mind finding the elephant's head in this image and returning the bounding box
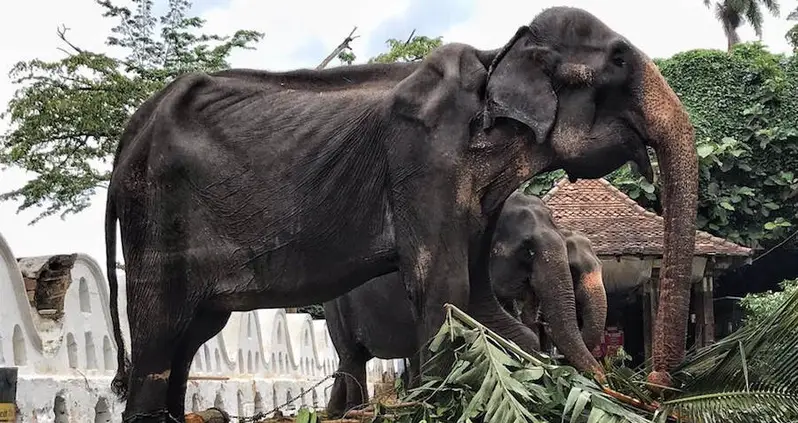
[560,228,606,352]
[491,192,602,376]
[483,7,698,387]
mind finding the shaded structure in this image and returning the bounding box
[542,178,752,367]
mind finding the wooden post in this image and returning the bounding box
[642,279,651,364]
[702,259,716,345]
[0,367,18,423]
[691,281,702,348]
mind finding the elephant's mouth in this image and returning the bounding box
[562,123,653,184]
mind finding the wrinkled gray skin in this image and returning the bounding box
[511,227,607,355]
[324,192,606,417]
[106,6,697,421]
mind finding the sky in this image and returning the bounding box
[0,0,796,275]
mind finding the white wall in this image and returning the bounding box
[0,230,401,422]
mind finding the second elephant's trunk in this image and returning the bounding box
[531,241,604,380]
[574,268,607,352]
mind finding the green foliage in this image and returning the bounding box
[294,406,320,423]
[369,34,443,64]
[654,42,798,248]
[0,0,262,222]
[389,305,652,423]
[739,278,798,325]
[652,279,798,423]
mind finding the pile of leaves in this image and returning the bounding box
[380,305,655,423]
[257,281,798,422]
[366,289,798,423]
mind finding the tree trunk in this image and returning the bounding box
[723,19,741,51]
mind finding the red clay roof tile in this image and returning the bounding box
[541,178,752,257]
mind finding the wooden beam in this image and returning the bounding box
[0,367,18,423]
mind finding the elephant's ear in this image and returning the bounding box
[483,26,560,144]
[389,43,489,130]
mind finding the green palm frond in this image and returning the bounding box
[653,280,798,423]
[393,305,654,423]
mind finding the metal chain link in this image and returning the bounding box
[226,374,336,422]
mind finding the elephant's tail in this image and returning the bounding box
[106,190,130,401]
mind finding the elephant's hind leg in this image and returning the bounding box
[326,353,369,418]
[166,309,232,419]
[326,364,348,418]
[122,258,198,423]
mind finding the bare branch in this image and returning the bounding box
[403,29,417,46]
[316,26,359,70]
[56,25,84,55]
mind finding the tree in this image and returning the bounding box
[702,0,780,51]
[0,0,263,223]
[787,6,798,51]
[369,31,443,64]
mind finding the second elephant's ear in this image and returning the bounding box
[484,26,559,144]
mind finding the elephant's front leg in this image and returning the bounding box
[402,241,471,363]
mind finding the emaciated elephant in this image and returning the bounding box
[105,6,697,421]
[323,191,608,417]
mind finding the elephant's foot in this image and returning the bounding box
[646,370,672,394]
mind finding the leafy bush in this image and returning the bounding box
[739,278,798,325]
[657,43,798,248]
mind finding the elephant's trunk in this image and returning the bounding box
[640,60,699,389]
[575,268,607,352]
[532,244,604,381]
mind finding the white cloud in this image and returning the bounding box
[0,0,795,276]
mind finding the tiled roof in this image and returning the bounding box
[541,178,753,257]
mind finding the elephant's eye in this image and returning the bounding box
[527,249,535,258]
[612,55,625,68]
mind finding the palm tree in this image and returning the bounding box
[703,0,781,51]
[787,6,798,50]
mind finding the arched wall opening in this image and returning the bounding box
[192,393,201,412]
[66,332,78,368]
[79,277,91,313]
[85,331,97,369]
[53,394,69,423]
[12,325,26,366]
[94,397,111,423]
[214,392,224,410]
[102,336,114,371]
[254,391,264,414]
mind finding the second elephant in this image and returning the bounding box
[506,228,607,354]
[323,192,607,417]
